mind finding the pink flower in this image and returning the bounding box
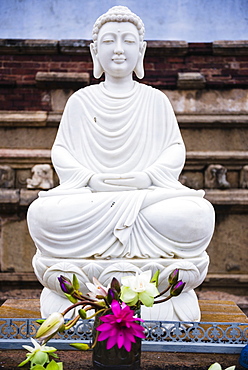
[96,300,145,352]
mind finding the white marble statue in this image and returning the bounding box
[27,6,215,321]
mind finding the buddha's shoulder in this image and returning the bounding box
[139,83,170,102]
[73,84,100,97]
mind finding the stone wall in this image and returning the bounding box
[0,39,248,292]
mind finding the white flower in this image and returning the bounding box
[86,277,108,299]
[120,270,159,307]
[19,338,57,367]
[35,312,64,344]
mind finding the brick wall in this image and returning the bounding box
[0,40,248,111]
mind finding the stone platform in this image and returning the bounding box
[0,299,247,370]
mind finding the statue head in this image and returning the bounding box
[90,6,147,79]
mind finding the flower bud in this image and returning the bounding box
[58,275,74,295]
[170,280,186,297]
[107,288,118,304]
[78,309,87,320]
[168,269,179,286]
[110,277,121,293]
[70,343,90,351]
[36,312,65,344]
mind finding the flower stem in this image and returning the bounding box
[62,300,103,316]
[154,285,171,298]
[64,314,80,330]
[87,308,107,320]
[154,295,172,304]
[91,330,100,349]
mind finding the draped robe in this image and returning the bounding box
[27,82,214,261]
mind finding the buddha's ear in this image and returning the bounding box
[134,41,147,79]
[90,43,104,79]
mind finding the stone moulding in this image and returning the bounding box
[35,71,90,89]
[0,111,48,127]
[0,39,59,54]
[0,149,51,166]
[0,318,247,353]
[213,40,248,55]
[177,72,206,90]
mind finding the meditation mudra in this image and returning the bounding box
[27,6,215,321]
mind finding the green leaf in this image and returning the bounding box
[18,357,31,367]
[36,319,46,325]
[30,365,46,370]
[46,360,61,370]
[57,362,63,370]
[72,274,80,290]
[150,270,160,287]
[49,353,59,359]
[208,363,222,370]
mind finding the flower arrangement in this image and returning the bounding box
[19,269,185,369]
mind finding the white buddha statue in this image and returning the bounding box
[27,6,215,321]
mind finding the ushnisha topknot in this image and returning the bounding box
[92,6,145,51]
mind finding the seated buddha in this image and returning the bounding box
[27,6,215,320]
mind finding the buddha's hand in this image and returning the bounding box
[104,172,152,189]
[88,172,151,191]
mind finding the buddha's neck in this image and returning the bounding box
[103,74,135,94]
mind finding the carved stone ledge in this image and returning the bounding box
[59,39,91,54]
[186,151,248,167]
[213,40,248,55]
[202,273,248,288]
[205,189,248,212]
[0,39,58,54]
[177,113,248,128]
[146,40,188,55]
[0,188,39,212]
[177,72,206,90]
[36,71,90,89]
[20,189,40,206]
[0,111,47,127]
[0,149,51,167]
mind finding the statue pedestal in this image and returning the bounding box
[33,253,210,321]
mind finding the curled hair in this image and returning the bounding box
[92,6,145,51]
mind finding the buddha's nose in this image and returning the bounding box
[114,39,124,54]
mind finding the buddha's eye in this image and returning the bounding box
[124,39,136,44]
[102,39,114,44]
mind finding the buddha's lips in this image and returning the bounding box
[112,57,126,63]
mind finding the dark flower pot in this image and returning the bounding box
[92,312,141,370]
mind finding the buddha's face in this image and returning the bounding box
[97,21,140,78]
